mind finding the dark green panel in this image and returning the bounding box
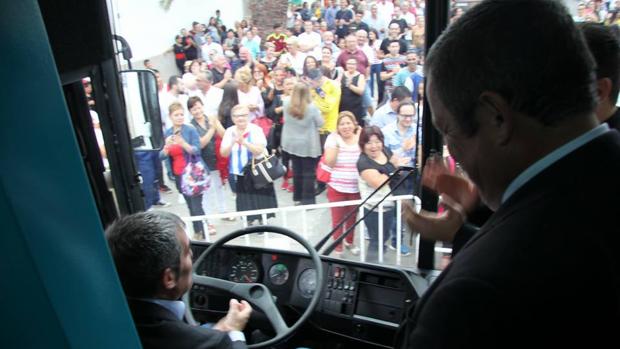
[0,0,140,347]
[0,183,70,347]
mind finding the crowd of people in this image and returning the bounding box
[148,0,435,258]
[104,0,620,348]
[139,0,619,259]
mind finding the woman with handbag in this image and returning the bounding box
[357,126,409,262]
[323,112,362,256]
[220,104,278,226]
[160,101,206,240]
[281,83,324,205]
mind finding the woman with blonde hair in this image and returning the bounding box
[235,67,264,121]
[281,83,324,205]
[324,111,362,256]
[279,37,306,76]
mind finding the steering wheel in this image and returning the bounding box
[184,225,325,348]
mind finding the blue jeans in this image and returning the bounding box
[364,208,395,262]
[369,63,383,98]
[228,173,237,193]
[134,150,161,209]
[362,80,373,110]
[390,173,418,246]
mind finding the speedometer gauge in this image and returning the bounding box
[229,256,259,283]
[268,263,289,285]
[298,268,317,298]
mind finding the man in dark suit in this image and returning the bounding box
[397,0,620,347]
[106,211,251,349]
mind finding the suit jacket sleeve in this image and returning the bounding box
[404,277,501,348]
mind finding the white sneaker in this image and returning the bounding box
[153,200,171,207]
[343,241,360,256]
[347,246,360,256]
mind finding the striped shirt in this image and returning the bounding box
[381,55,406,92]
[325,133,361,193]
[221,124,267,175]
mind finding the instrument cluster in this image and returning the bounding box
[194,247,318,302]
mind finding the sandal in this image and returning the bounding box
[207,224,217,235]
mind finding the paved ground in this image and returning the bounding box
[149,175,449,269]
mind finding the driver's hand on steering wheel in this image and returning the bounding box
[213,299,253,332]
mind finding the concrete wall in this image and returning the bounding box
[110,0,247,79]
[249,0,289,42]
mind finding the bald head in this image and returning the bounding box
[356,30,368,46]
[239,47,251,61]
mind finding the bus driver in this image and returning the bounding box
[105,211,252,349]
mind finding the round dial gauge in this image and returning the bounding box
[268,263,290,286]
[229,256,259,283]
[298,268,317,298]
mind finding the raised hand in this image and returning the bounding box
[213,299,253,332]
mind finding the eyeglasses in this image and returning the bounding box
[232,114,249,118]
[399,114,416,118]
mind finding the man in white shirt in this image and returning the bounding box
[376,0,395,25]
[201,35,223,64]
[189,71,223,117]
[322,30,341,58]
[298,20,322,58]
[365,3,387,37]
[400,0,417,26]
[159,75,189,127]
[356,29,375,71]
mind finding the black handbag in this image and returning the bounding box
[249,152,286,189]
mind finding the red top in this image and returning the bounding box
[168,144,186,176]
[336,49,370,75]
[266,33,288,53]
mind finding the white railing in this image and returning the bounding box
[182,194,453,266]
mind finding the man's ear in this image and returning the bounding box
[477,91,514,146]
[161,268,177,291]
[596,77,613,103]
